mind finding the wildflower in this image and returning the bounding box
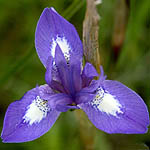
[1,7,149,143]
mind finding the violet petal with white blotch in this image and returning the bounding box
[35,7,83,82]
[80,80,149,134]
[1,85,60,143]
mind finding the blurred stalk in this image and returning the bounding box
[83,0,101,72]
[75,0,101,150]
[75,110,95,150]
[112,0,129,59]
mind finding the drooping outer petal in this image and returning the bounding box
[80,80,149,134]
[1,85,61,143]
[35,7,83,67]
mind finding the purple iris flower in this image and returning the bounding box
[1,7,149,143]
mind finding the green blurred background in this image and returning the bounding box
[0,0,150,149]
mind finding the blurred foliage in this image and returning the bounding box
[0,0,150,150]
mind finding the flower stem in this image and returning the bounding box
[75,110,96,150]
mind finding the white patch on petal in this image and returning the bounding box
[23,96,50,125]
[51,36,71,62]
[91,87,123,117]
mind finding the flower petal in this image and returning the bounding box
[1,85,60,143]
[69,54,82,92]
[45,56,53,85]
[76,92,95,104]
[55,45,73,95]
[55,45,82,96]
[35,7,83,67]
[82,63,99,87]
[47,93,72,109]
[45,56,65,93]
[80,80,149,134]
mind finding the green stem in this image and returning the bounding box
[75,110,96,150]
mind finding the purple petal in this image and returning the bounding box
[45,56,53,85]
[69,54,82,92]
[47,93,73,109]
[55,45,75,95]
[47,93,76,112]
[35,7,83,67]
[49,80,66,93]
[82,63,99,87]
[1,85,60,143]
[80,80,149,134]
[75,92,95,104]
[45,56,65,93]
[78,65,106,94]
[99,66,107,82]
[80,80,99,93]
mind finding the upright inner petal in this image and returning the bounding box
[91,87,124,117]
[23,96,50,125]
